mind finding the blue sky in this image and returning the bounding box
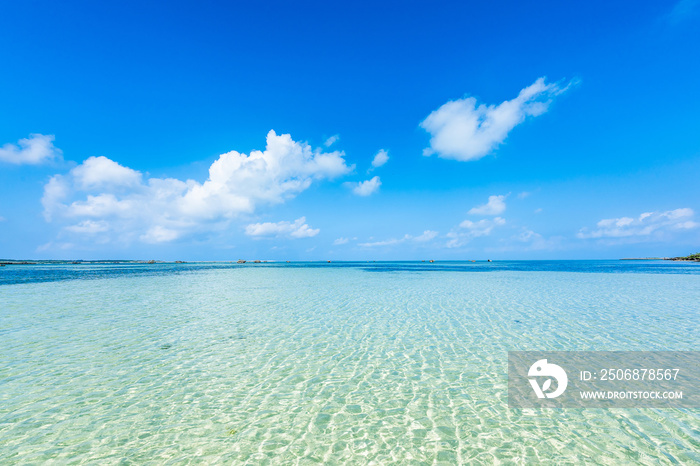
[1,0,699,260]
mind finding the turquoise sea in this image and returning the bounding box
[1,261,699,464]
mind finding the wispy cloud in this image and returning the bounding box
[420,77,576,161]
[42,130,352,243]
[446,217,506,248]
[358,237,404,247]
[513,228,562,251]
[64,220,109,234]
[359,230,438,247]
[468,194,507,216]
[333,237,350,245]
[0,134,62,165]
[36,241,75,252]
[666,0,699,23]
[370,149,389,170]
[347,176,381,196]
[577,208,698,240]
[414,230,439,242]
[324,134,340,147]
[245,217,320,239]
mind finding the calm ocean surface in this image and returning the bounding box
[1,261,699,464]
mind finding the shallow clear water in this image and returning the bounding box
[1,261,699,464]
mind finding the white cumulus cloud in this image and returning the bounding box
[468,195,507,216]
[245,217,319,239]
[68,194,135,218]
[140,226,181,243]
[577,208,698,240]
[179,130,352,219]
[71,156,142,190]
[0,134,62,165]
[42,130,352,243]
[348,176,381,196]
[41,175,70,221]
[420,78,575,161]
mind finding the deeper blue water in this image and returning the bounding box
[1,261,699,463]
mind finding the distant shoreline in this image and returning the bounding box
[667,253,700,262]
[618,258,700,261]
[2,258,699,265]
[619,258,666,260]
